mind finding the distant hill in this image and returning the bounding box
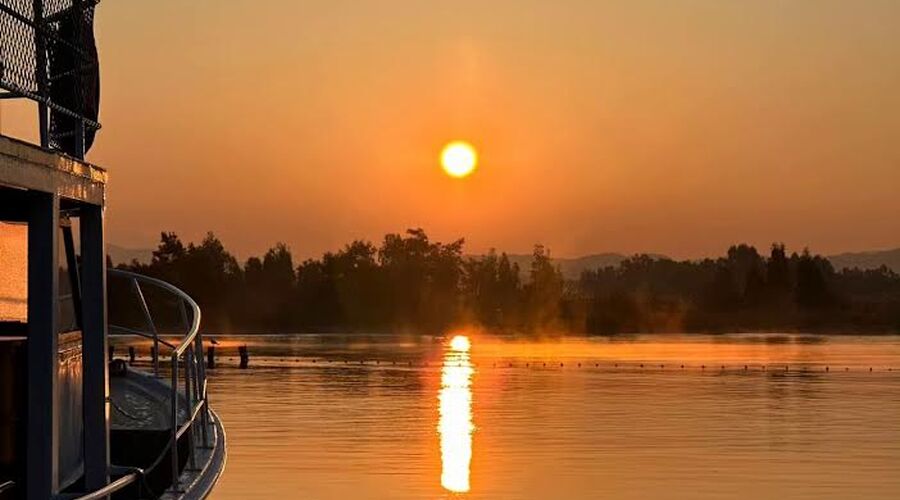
[827,248,900,273]
[476,252,669,280]
[108,244,153,266]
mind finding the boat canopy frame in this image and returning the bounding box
[0,133,107,500]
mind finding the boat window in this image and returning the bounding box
[58,223,81,333]
[0,222,27,324]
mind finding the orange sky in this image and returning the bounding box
[2,0,899,260]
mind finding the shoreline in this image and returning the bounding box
[162,330,900,338]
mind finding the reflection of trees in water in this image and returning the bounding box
[763,370,829,449]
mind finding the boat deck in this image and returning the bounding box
[111,371,188,432]
[107,366,226,500]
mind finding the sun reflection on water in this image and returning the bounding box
[439,335,474,493]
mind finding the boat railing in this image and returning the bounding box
[73,268,213,498]
[0,481,15,494]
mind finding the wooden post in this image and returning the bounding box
[207,345,216,369]
[239,345,249,369]
[26,191,59,499]
[80,204,109,492]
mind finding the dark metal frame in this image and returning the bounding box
[0,0,101,158]
[2,136,108,500]
[61,218,84,330]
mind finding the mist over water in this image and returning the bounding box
[106,333,900,499]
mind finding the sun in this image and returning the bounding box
[441,141,477,178]
[449,335,471,351]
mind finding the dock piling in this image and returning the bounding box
[239,345,249,369]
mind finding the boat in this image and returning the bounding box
[1,2,225,499]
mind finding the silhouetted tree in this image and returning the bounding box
[295,257,341,329]
[128,232,240,331]
[496,253,523,327]
[152,232,184,264]
[117,233,900,335]
[462,250,524,329]
[767,243,790,289]
[722,244,765,304]
[525,245,564,330]
[376,229,464,331]
[330,241,383,328]
[795,249,833,309]
[705,264,740,311]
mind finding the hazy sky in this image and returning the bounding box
[2,0,899,260]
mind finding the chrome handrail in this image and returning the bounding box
[99,268,212,497]
[58,473,138,500]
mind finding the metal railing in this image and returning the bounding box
[71,268,212,499]
[1,0,102,158]
[63,472,137,500]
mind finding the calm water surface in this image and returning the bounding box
[127,334,900,499]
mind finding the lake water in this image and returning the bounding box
[147,333,900,500]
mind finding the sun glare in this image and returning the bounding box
[441,141,477,178]
[449,334,471,351]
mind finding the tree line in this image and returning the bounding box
[114,229,900,334]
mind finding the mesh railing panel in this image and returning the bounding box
[0,0,100,156]
[0,1,39,95]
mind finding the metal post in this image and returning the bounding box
[31,0,49,148]
[80,204,109,492]
[133,279,159,376]
[184,348,197,471]
[26,191,59,500]
[170,354,180,492]
[72,0,86,158]
[61,224,82,327]
[196,334,211,447]
[74,119,85,159]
